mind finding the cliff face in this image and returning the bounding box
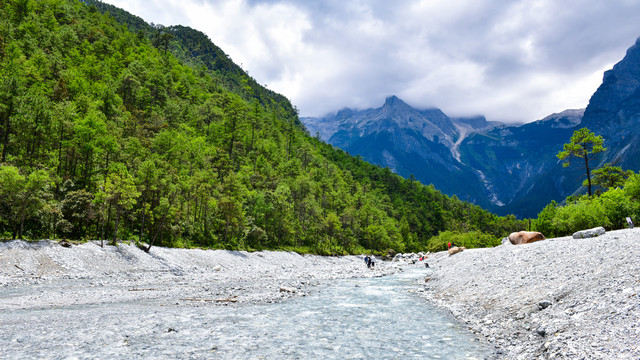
[580,37,640,170]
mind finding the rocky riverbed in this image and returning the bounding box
[1,241,492,359]
[2,231,639,359]
[0,240,398,310]
[420,228,640,359]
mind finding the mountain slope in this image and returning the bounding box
[501,37,640,216]
[304,100,587,217]
[458,109,584,215]
[0,0,526,251]
[580,37,640,170]
[303,37,640,218]
[304,96,491,204]
[84,0,298,122]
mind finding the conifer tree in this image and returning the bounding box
[557,127,606,196]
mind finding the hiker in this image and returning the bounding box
[370,256,375,268]
[364,256,370,267]
[447,242,451,249]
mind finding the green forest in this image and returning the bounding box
[0,0,534,254]
[7,0,637,255]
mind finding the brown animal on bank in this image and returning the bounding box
[508,231,545,245]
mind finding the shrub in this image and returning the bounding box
[532,201,558,238]
[426,230,500,252]
[597,188,632,229]
[552,196,610,235]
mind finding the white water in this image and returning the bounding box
[0,268,490,359]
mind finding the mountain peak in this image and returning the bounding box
[382,95,410,109]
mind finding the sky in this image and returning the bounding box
[101,0,640,123]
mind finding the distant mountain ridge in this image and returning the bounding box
[304,96,488,202]
[303,98,585,216]
[303,38,640,217]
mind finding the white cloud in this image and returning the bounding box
[101,0,639,123]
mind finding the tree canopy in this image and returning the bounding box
[557,127,606,196]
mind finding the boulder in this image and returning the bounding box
[59,240,72,248]
[572,227,606,239]
[538,301,552,310]
[508,231,545,245]
[448,246,465,256]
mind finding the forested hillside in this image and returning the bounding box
[84,0,298,121]
[0,0,526,253]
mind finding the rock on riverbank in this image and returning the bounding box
[0,241,398,310]
[420,228,640,359]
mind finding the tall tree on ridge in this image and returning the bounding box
[557,127,606,196]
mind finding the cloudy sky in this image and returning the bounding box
[102,0,640,123]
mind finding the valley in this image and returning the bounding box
[303,35,640,219]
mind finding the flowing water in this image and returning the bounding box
[1,268,490,359]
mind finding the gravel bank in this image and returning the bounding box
[0,241,397,310]
[420,228,640,359]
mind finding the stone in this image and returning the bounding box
[572,227,606,239]
[448,246,465,255]
[508,231,545,245]
[539,301,552,310]
[279,286,296,293]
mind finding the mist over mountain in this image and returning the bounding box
[303,38,640,218]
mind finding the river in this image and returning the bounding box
[1,267,490,359]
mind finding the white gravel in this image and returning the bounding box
[0,241,397,310]
[4,230,639,359]
[420,228,640,359]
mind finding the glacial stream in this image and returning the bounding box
[1,268,490,359]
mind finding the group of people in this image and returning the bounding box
[363,255,375,268]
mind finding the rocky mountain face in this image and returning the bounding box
[302,38,640,218]
[304,100,585,217]
[580,38,640,171]
[303,96,488,200]
[457,109,584,215]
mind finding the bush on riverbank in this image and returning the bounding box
[532,173,640,237]
[426,230,500,252]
